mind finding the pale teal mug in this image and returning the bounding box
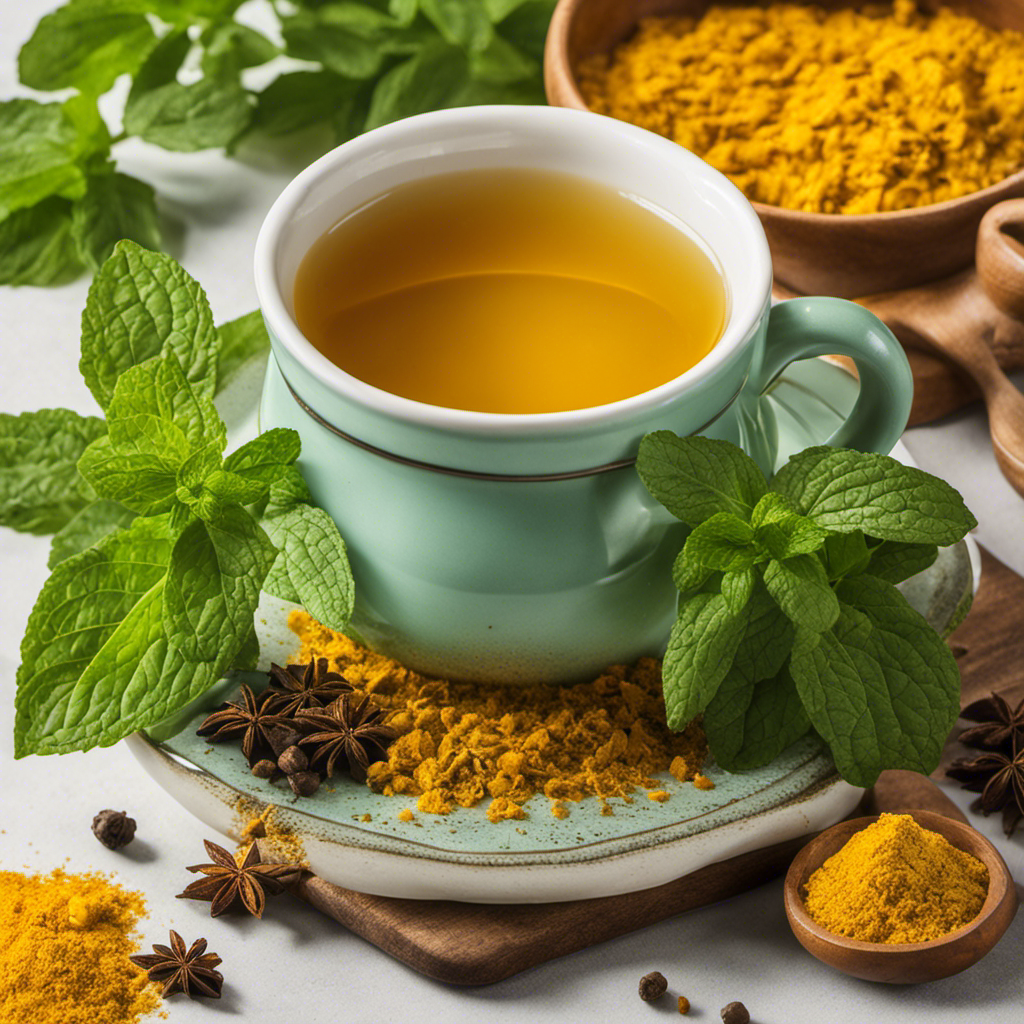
[255,106,913,683]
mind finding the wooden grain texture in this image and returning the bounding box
[784,811,1018,984]
[285,550,1024,986]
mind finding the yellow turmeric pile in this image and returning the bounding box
[578,1,1024,213]
[0,868,161,1024]
[803,813,989,943]
[289,610,711,823]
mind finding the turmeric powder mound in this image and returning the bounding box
[0,868,161,1024]
[289,610,710,822]
[803,813,989,943]
[578,1,1024,214]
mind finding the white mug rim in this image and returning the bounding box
[254,105,773,436]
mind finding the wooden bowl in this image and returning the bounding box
[783,812,1019,984]
[544,0,1024,297]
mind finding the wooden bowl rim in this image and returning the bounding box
[545,0,1024,224]
[783,810,1016,955]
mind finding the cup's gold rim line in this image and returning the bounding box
[281,372,746,482]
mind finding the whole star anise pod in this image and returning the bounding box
[267,658,353,717]
[297,693,396,782]
[196,686,291,766]
[129,929,224,999]
[177,839,301,917]
[946,739,1024,837]
[958,691,1024,751]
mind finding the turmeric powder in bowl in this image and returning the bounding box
[577,1,1024,214]
[802,813,989,943]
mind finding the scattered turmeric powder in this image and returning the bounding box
[289,610,712,822]
[235,800,308,868]
[578,1,1024,213]
[0,868,161,1024]
[803,813,989,942]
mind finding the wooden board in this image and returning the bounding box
[286,548,1023,986]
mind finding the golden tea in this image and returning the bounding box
[292,168,726,414]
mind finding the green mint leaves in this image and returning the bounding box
[2,0,556,287]
[637,433,977,787]
[11,242,353,757]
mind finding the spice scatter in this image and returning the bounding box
[577,1,1024,213]
[289,610,711,822]
[0,867,160,1024]
[803,813,989,943]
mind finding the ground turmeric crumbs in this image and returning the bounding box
[803,813,989,942]
[289,610,711,822]
[235,800,308,868]
[0,868,161,1024]
[578,1,1024,213]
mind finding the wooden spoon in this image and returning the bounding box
[859,200,1024,498]
[784,811,1018,984]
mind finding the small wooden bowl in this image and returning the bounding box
[544,0,1024,297]
[783,812,1019,984]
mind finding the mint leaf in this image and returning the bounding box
[704,666,810,771]
[867,540,939,584]
[365,42,471,129]
[15,515,173,755]
[470,33,536,82]
[750,492,828,559]
[18,0,156,96]
[127,28,190,98]
[0,197,82,287]
[790,575,960,788]
[636,432,767,528]
[492,0,557,57]
[48,500,137,568]
[105,354,225,456]
[721,568,755,613]
[216,310,270,390]
[0,409,106,534]
[80,241,219,410]
[78,436,181,515]
[0,100,87,219]
[280,7,391,79]
[71,168,161,271]
[124,76,254,152]
[822,530,872,580]
[222,429,301,488]
[248,71,368,138]
[261,504,355,631]
[200,22,278,76]
[671,552,713,594]
[662,593,747,729]
[164,507,276,662]
[763,554,839,633]
[682,512,759,571]
[421,0,493,51]
[771,447,977,545]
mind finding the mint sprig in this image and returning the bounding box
[11,241,354,757]
[638,433,977,788]
[1,0,557,287]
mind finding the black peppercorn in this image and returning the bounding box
[251,759,279,779]
[288,771,321,797]
[638,971,668,1002]
[277,745,309,775]
[91,809,137,849]
[721,1001,750,1024]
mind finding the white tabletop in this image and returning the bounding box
[2,5,1022,1022]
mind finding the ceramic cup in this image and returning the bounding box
[255,106,913,684]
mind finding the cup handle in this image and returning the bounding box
[757,297,914,454]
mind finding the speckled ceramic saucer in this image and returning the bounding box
[126,358,977,904]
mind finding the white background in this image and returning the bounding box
[1,3,1022,1022]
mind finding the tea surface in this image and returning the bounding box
[293,169,726,413]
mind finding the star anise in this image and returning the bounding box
[957,691,1024,751]
[176,839,301,917]
[267,658,353,717]
[297,693,396,782]
[946,740,1024,837]
[196,685,291,765]
[128,929,224,999]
